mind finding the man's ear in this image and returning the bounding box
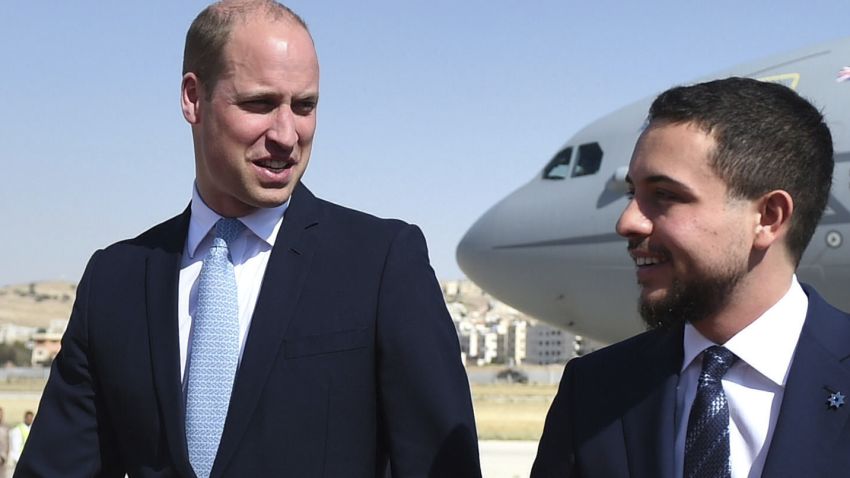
[753,190,793,250]
[181,73,203,124]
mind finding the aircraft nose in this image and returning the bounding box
[456,197,509,287]
[456,175,642,342]
[456,183,541,299]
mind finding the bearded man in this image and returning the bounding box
[533,77,849,478]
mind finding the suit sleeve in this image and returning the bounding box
[375,224,482,477]
[16,251,123,477]
[531,357,579,477]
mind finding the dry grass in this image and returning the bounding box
[0,378,45,423]
[472,383,558,440]
[0,281,75,328]
[0,396,41,425]
[0,378,47,392]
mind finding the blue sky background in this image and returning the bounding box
[1,1,847,285]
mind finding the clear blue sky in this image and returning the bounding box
[1,1,847,286]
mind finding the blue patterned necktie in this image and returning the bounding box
[684,345,739,478]
[185,218,245,478]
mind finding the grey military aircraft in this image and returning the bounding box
[457,36,850,344]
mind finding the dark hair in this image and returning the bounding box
[183,0,309,98]
[648,77,833,265]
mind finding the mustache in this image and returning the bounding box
[627,239,669,256]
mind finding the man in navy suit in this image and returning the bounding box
[17,1,480,477]
[532,77,848,477]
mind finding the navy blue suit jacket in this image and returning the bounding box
[532,285,850,477]
[17,184,480,477]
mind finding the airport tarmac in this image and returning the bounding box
[479,440,538,478]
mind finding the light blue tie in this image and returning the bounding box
[185,218,245,478]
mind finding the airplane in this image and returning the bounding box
[456,36,850,345]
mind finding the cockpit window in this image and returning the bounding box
[572,142,603,177]
[542,147,573,180]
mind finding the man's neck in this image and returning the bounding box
[692,268,795,344]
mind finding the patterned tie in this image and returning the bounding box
[684,345,738,478]
[185,218,245,478]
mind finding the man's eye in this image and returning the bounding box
[654,189,677,200]
[625,190,635,200]
[241,100,275,113]
[292,101,317,115]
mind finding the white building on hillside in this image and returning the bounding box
[525,323,572,365]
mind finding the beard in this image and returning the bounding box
[638,261,747,330]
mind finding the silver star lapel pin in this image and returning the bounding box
[827,391,845,410]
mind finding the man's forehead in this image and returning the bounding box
[626,121,721,185]
[228,12,311,43]
[634,121,715,160]
[224,17,316,62]
[215,17,318,87]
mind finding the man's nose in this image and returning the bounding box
[616,199,652,238]
[266,106,298,149]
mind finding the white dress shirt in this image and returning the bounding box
[177,186,289,383]
[674,276,808,478]
[8,423,29,466]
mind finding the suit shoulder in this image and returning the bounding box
[101,211,188,257]
[802,283,850,318]
[800,283,850,355]
[580,327,662,360]
[571,325,679,375]
[316,197,411,236]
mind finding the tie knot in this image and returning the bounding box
[700,346,737,383]
[214,218,245,247]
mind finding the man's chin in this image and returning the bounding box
[639,286,669,306]
[638,283,688,330]
[252,184,298,208]
[638,296,682,330]
[637,270,745,331]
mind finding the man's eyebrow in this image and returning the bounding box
[237,90,280,101]
[644,174,696,194]
[236,91,319,103]
[294,92,319,102]
[627,173,695,192]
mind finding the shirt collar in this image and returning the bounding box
[186,183,289,259]
[681,275,808,387]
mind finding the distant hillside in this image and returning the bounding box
[0,281,76,328]
[0,278,481,330]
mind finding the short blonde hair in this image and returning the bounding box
[182,0,309,97]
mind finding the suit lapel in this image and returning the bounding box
[144,208,196,478]
[622,326,682,478]
[762,286,850,476]
[213,184,322,477]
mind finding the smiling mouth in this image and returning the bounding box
[634,256,666,266]
[254,159,294,172]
